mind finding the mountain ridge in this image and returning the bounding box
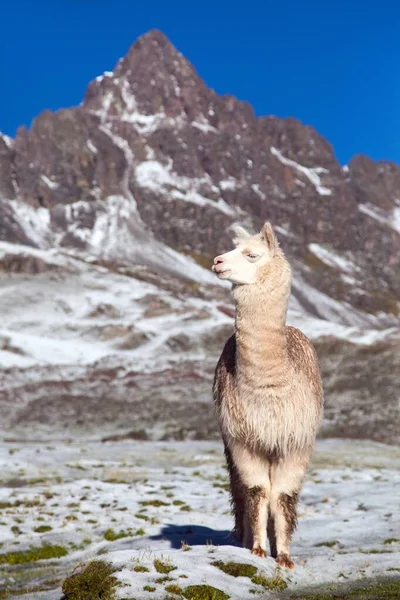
[0,29,399,444]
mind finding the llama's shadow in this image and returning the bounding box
[149,524,240,549]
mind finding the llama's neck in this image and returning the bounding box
[233,274,291,389]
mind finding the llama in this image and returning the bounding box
[212,222,323,569]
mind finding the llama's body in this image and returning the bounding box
[212,223,323,568]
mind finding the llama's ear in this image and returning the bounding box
[261,222,278,252]
[231,224,251,244]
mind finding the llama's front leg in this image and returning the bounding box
[229,441,270,556]
[269,455,307,569]
[244,485,268,556]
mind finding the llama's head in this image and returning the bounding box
[212,222,287,286]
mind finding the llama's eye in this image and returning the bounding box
[246,253,260,262]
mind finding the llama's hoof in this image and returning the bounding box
[251,546,267,558]
[276,553,295,569]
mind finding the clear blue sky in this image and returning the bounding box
[1,0,399,165]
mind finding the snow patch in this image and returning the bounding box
[359,203,400,234]
[251,183,266,200]
[9,200,50,248]
[86,139,98,154]
[0,133,13,148]
[191,118,218,134]
[95,70,113,83]
[135,161,236,216]
[219,178,237,191]
[309,243,357,274]
[41,174,59,190]
[271,147,332,196]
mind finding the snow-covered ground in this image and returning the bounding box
[1,242,397,372]
[0,438,398,599]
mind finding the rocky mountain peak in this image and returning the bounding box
[0,29,399,321]
[83,29,210,122]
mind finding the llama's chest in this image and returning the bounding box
[219,376,320,452]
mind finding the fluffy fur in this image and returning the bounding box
[212,222,323,568]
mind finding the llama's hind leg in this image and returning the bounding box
[269,455,308,569]
[224,443,245,543]
[229,442,271,556]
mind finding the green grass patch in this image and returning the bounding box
[384,538,399,544]
[34,525,53,533]
[62,560,118,600]
[359,548,393,554]
[212,561,257,578]
[165,583,183,594]
[315,540,338,548]
[155,576,173,583]
[182,584,229,599]
[104,528,129,541]
[133,564,149,572]
[0,499,41,510]
[212,483,229,490]
[0,544,68,565]
[135,513,149,521]
[251,570,287,591]
[143,585,156,592]
[139,499,170,507]
[154,558,177,574]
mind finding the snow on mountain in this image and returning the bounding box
[358,201,400,235]
[270,147,332,196]
[0,28,399,445]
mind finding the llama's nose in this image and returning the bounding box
[213,256,224,265]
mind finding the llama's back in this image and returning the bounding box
[285,325,323,409]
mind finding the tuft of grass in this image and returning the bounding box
[133,564,149,572]
[104,528,129,541]
[154,557,177,574]
[0,544,68,565]
[173,500,185,506]
[143,585,156,592]
[182,584,230,599]
[251,570,287,591]
[155,576,173,583]
[315,540,338,548]
[359,548,393,554]
[181,542,192,551]
[135,513,149,521]
[62,560,118,600]
[180,505,192,512]
[384,538,399,545]
[139,499,170,507]
[212,483,229,490]
[165,583,183,594]
[34,525,53,533]
[212,561,257,578]
[135,528,145,536]
[11,525,21,535]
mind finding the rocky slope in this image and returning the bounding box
[0,30,399,443]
